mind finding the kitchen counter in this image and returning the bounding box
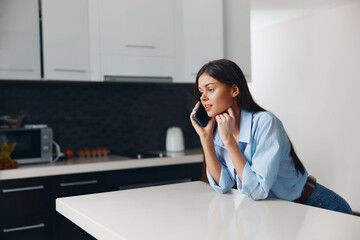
[56,181,360,240]
[0,149,202,180]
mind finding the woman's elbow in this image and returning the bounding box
[248,194,268,200]
[213,184,233,194]
[245,188,269,200]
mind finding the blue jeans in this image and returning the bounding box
[303,183,353,215]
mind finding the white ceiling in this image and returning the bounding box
[251,0,360,31]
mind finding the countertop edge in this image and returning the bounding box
[0,154,203,181]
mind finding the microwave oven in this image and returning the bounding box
[0,127,53,164]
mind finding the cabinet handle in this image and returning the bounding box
[125,44,156,49]
[0,68,34,72]
[2,185,44,193]
[3,223,45,233]
[53,68,86,73]
[60,180,98,187]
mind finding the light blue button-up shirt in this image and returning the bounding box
[206,110,308,201]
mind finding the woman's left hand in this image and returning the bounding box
[215,107,236,145]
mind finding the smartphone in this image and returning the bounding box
[194,103,211,127]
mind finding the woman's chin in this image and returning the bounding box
[207,111,218,118]
[207,108,224,118]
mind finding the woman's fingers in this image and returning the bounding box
[190,112,200,127]
[190,101,200,119]
[194,101,200,110]
[215,115,223,123]
[216,113,230,123]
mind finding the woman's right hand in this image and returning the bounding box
[190,101,216,144]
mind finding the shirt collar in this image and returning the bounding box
[214,109,252,148]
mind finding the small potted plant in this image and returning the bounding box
[0,140,19,170]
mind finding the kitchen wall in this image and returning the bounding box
[249,2,360,212]
[0,80,200,155]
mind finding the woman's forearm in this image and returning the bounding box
[201,139,221,185]
[224,138,246,182]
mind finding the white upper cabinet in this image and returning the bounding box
[0,0,41,80]
[178,0,224,83]
[42,0,91,81]
[223,0,251,81]
[1,0,250,83]
[97,0,176,81]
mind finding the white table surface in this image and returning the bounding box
[56,181,360,240]
[0,149,202,180]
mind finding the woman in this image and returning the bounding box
[190,59,353,215]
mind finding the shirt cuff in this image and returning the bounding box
[239,161,268,200]
[206,166,234,194]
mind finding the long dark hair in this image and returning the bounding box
[194,59,305,182]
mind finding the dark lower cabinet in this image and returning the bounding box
[0,177,52,240]
[52,172,107,198]
[0,162,202,240]
[51,171,107,240]
[103,163,202,191]
[54,214,95,240]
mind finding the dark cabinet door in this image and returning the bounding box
[52,172,106,198]
[0,177,52,240]
[103,163,203,191]
[53,214,95,240]
[52,172,106,240]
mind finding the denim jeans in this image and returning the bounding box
[303,183,353,215]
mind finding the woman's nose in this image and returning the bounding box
[200,94,207,101]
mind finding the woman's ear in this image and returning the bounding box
[231,85,240,98]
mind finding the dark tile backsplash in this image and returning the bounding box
[0,80,201,155]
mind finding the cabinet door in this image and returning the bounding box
[0,177,51,240]
[0,0,41,80]
[100,0,175,57]
[98,0,175,80]
[223,0,251,81]
[181,0,224,83]
[52,172,107,240]
[42,0,91,81]
[52,172,106,198]
[103,163,202,191]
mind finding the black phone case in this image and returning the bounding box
[194,103,211,127]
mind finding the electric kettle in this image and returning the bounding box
[166,127,185,156]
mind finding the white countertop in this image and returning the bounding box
[0,149,202,180]
[56,181,360,240]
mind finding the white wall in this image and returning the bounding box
[249,2,360,212]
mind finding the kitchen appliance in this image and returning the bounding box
[0,126,53,164]
[166,127,185,155]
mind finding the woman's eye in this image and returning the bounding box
[208,88,214,92]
